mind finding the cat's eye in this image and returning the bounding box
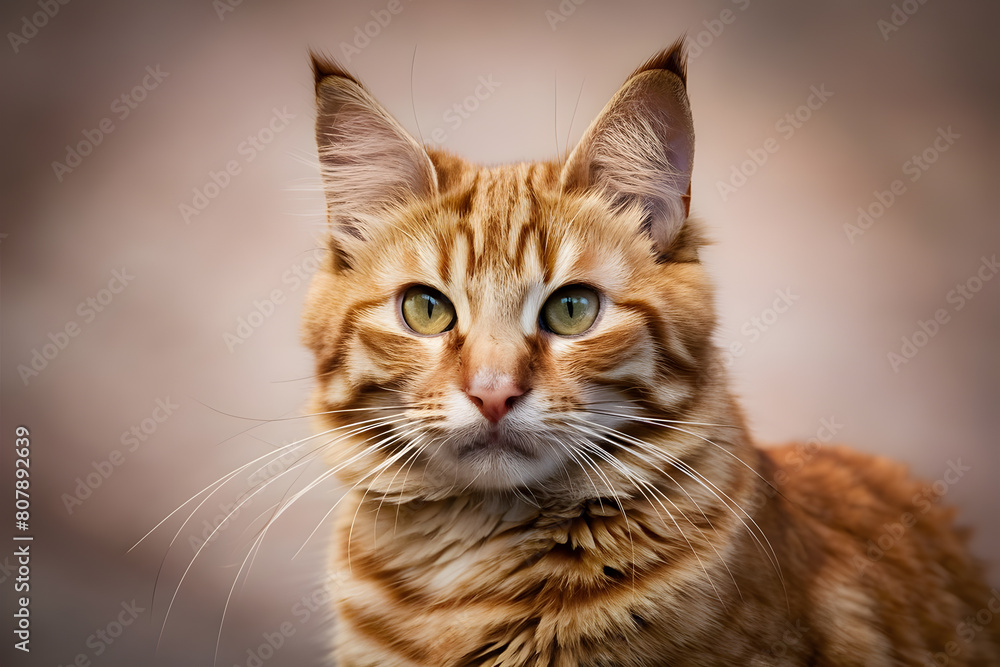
[541,285,600,336]
[401,286,456,335]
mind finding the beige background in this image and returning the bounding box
[2,0,998,665]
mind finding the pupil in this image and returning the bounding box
[566,297,575,319]
[426,296,434,319]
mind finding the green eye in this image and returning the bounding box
[541,285,600,336]
[401,286,456,335]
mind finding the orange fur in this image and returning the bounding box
[302,41,1000,665]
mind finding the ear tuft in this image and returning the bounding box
[309,50,361,88]
[631,38,688,86]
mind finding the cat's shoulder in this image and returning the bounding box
[761,442,966,540]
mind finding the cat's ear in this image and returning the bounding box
[560,40,694,257]
[311,53,437,255]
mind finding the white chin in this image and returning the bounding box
[444,444,563,491]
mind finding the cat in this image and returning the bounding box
[301,39,1000,666]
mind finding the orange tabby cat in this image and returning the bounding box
[302,40,1000,666]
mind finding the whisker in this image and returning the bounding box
[579,419,786,607]
[567,425,742,602]
[560,438,638,591]
[569,434,727,610]
[292,425,427,560]
[344,428,429,565]
[563,76,586,162]
[391,438,434,537]
[154,415,409,645]
[374,434,431,544]
[213,510,272,667]
[132,422,341,558]
[592,419,787,599]
[409,45,425,147]
[589,409,784,500]
[134,415,405,553]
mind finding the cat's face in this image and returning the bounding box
[303,44,716,498]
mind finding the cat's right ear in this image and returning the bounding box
[311,53,437,261]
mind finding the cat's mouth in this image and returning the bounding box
[455,427,536,460]
[438,425,565,490]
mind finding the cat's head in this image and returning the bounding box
[303,40,719,500]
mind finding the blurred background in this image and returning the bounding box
[2,0,998,664]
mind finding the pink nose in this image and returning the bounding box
[465,376,525,423]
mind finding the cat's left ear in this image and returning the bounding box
[560,41,694,257]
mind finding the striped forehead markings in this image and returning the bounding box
[438,165,558,284]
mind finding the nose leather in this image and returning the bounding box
[465,372,525,423]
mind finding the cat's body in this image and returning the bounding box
[329,445,995,666]
[302,41,1000,666]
